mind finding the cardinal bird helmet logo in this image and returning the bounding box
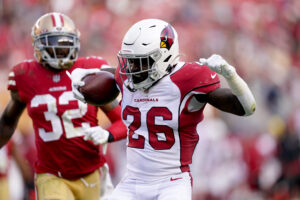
[160,24,174,50]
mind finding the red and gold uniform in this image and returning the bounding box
[8,57,123,200]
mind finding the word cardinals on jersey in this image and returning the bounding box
[7,56,109,179]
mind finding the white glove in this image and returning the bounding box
[199,54,236,79]
[66,68,100,102]
[84,126,110,145]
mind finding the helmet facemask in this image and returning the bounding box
[118,49,163,91]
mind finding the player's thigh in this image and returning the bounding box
[109,176,136,200]
[71,169,100,200]
[158,173,192,200]
[35,173,74,200]
[0,177,10,200]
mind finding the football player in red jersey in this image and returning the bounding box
[70,19,256,200]
[0,12,127,200]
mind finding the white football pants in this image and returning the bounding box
[109,172,192,200]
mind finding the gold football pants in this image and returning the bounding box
[36,169,101,200]
[0,177,9,200]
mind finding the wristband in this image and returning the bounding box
[106,105,127,142]
[107,120,127,142]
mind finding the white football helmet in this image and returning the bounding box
[118,19,179,91]
[31,12,80,70]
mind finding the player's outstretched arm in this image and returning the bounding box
[0,90,26,148]
[199,54,256,116]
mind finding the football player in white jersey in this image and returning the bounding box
[70,19,256,200]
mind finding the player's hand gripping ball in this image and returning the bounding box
[79,71,119,106]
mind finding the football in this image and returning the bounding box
[79,71,120,106]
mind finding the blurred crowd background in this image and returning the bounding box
[0,0,300,199]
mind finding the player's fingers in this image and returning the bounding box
[83,134,89,141]
[89,131,98,138]
[199,58,207,65]
[73,80,85,87]
[90,134,101,145]
[86,68,101,74]
[66,71,72,79]
[94,133,106,144]
[73,90,85,102]
[73,88,84,98]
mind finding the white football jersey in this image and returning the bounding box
[115,62,220,181]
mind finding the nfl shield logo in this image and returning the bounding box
[53,74,60,83]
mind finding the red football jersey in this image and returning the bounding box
[8,56,109,179]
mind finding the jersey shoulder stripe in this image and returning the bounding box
[170,62,220,98]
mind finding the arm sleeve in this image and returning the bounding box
[106,106,127,142]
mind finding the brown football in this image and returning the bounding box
[79,71,119,106]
